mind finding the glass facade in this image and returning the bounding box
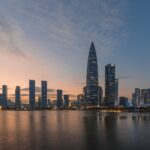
[64,95,69,108]
[105,64,116,106]
[29,80,35,109]
[41,81,47,108]
[15,86,21,108]
[85,42,99,106]
[2,85,7,108]
[57,90,63,108]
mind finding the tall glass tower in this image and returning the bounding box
[56,90,63,108]
[2,85,8,108]
[105,64,116,106]
[85,42,99,106]
[41,81,47,108]
[29,80,35,109]
[15,86,21,108]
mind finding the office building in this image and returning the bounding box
[115,79,119,105]
[56,90,63,108]
[105,64,116,106]
[98,86,103,105]
[2,85,8,108]
[29,80,35,109]
[15,86,21,108]
[132,88,140,107]
[64,95,69,108]
[41,81,47,108]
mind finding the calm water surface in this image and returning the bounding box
[0,111,150,150]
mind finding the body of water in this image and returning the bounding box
[0,111,150,150]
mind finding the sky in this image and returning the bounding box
[0,0,150,102]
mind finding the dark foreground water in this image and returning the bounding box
[0,111,150,150]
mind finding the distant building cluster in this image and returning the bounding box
[132,88,150,107]
[0,80,71,110]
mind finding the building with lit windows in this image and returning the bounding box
[105,64,117,106]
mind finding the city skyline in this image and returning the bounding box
[1,1,150,150]
[0,0,150,101]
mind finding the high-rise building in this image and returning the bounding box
[132,88,141,107]
[29,80,35,109]
[115,79,119,105]
[135,88,141,106]
[141,89,147,105]
[64,95,69,108]
[2,85,8,108]
[140,89,150,105]
[146,89,150,104]
[98,86,103,105]
[15,86,21,108]
[83,86,87,103]
[105,64,116,106]
[0,94,2,106]
[84,42,99,106]
[56,90,63,108]
[41,81,47,108]
[132,93,136,107]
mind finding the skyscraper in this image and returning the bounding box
[132,88,141,107]
[105,64,116,106]
[0,94,3,106]
[135,88,141,106]
[132,93,136,107]
[140,89,150,105]
[2,85,8,108]
[85,42,99,106]
[41,81,47,108]
[64,95,69,108]
[147,89,150,104]
[115,79,119,105]
[83,86,87,103]
[98,86,103,105]
[56,90,63,108]
[29,80,35,109]
[141,89,147,105]
[15,86,21,108]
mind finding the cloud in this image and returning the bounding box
[0,13,27,58]
[117,75,134,80]
[2,0,128,56]
[21,87,56,93]
[75,82,86,85]
[10,92,76,99]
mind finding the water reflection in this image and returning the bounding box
[0,111,150,150]
[83,112,100,150]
